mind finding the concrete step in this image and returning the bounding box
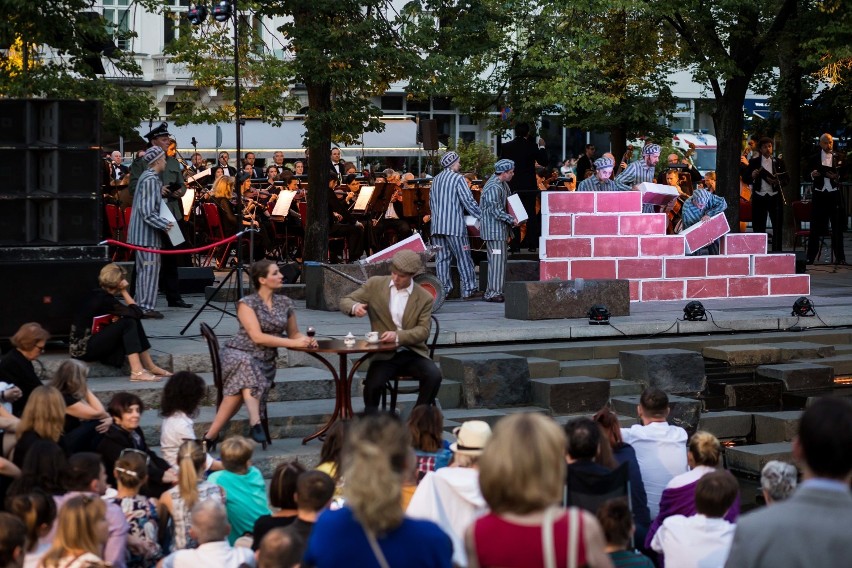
[607,379,643,397]
[725,442,793,476]
[697,410,753,441]
[559,359,620,379]
[752,411,801,443]
[531,376,610,415]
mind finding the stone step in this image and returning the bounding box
[527,357,561,379]
[559,359,620,379]
[697,410,753,441]
[756,363,834,392]
[708,380,783,410]
[607,379,643,397]
[530,376,610,415]
[441,406,551,428]
[703,344,784,366]
[752,411,801,443]
[793,354,852,376]
[724,442,793,476]
[620,348,706,394]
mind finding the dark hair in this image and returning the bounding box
[7,440,68,497]
[695,470,739,517]
[758,137,773,150]
[640,387,669,417]
[250,259,276,290]
[798,397,852,478]
[596,497,632,548]
[106,392,145,420]
[513,122,530,138]
[280,171,294,187]
[564,418,600,460]
[295,470,335,512]
[269,461,305,509]
[407,405,444,453]
[6,489,57,553]
[0,512,26,566]
[160,372,207,418]
[319,420,350,481]
[593,407,623,448]
[64,453,103,492]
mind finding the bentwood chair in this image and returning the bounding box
[381,314,440,411]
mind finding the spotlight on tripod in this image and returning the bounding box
[683,300,707,321]
[791,296,815,317]
[588,304,610,325]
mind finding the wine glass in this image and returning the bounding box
[306,326,316,338]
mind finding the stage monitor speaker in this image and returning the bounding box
[38,100,101,147]
[0,101,33,147]
[38,198,101,244]
[0,150,29,195]
[178,266,215,293]
[420,119,439,151]
[0,200,35,245]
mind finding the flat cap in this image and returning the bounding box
[391,249,423,275]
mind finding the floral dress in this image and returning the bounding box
[111,494,162,568]
[167,480,226,550]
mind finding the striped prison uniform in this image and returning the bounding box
[577,177,630,192]
[429,167,481,298]
[128,168,172,311]
[616,159,657,212]
[479,174,515,299]
[680,189,727,256]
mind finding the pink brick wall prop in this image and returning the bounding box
[570,259,617,279]
[542,215,572,237]
[594,236,639,257]
[769,275,810,296]
[640,236,685,256]
[721,233,767,255]
[544,237,592,259]
[686,278,729,299]
[753,254,796,275]
[680,213,730,254]
[637,182,680,207]
[595,191,642,213]
[618,258,664,279]
[707,256,751,277]
[574,214,620,235]
[620,214,666,235]
[542,192,594,214]
[641,280,685,301]
[629,280,640,301]
[665,257,708,278]
[728,276,770,297]
[540,260,569,280]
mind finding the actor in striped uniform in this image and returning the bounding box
[480,159,519,303]
[128,147,174,318]
[616,143,661,212]
[679,188,727,255]
[577,157,631,192]
[429,151,482,300]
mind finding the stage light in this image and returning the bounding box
[791,296,815,317]
[212,0,233,22]
[588,304,610,325]
[187,4,208,25]
[683,300,707,321]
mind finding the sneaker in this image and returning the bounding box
[142,309,164,319]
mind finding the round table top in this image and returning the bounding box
[289,338,398,354]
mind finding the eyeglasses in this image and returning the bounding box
[120,448,150,466]
[34,344,46,353]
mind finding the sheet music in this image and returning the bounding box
[188,168,211,182]
[159,200,185,246]
[181,188,195,217]
[353,186,376,213]
[271,190,297,216]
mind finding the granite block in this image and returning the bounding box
[526,357,561,379]
[530,376,610,414]
[438,353,531,408]
[776,342,836,361]
[725,442,793,475]
[479,260,540,291]
[756,363,834,391]
[697,410,754,440]
[753,411,801,443]
[723,381,783,409]
[504,279,630,320]
[559,359,620,379]
[792,355,852,375]
[703,345,783,366]
[619,349,706,394]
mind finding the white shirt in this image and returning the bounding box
[759,155,777,196]
[821,150,836,192]
[650,514,735,568]
[162,540,255,568]
[160,412,215,470]
[388,279,413,330]
[621,422,688,518]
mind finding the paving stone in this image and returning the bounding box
[756,363,834,391]
[608,379,643,397]
[703,344,783,366]
[479,259,539,291]
[439,353,531,408]
[504,279,630,320]
[610,394,702,434]
[722,381,783,409]
[531,376,610,414]
[725,442,793,476]
[527,357,561,379]
[753,411,802,443]
[775,341,835,361]
[619,349,706,394]
[560,359,620,379]
[697,410,753,440]
[792,355,852,376]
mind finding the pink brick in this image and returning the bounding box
[641,280,685,301]
[722,233,767,255]
[707,256,751,276]
[543,215,572,236]
[544,237,592,259]
[618,258,663,279]
[680,213,730,253]
[728,276,770,297]
[569,259,617,279]
[640,236,685,257]
[544,192,594,214]
[629,280,640,301]
[540,260,569,280]
[770,275,811,296]
[573,214,620,236]
[665,257,707,278]
[686,278,729,299]
[595,191,642,213]
[593,236,639,257]
[620,214,667,235]
[753,254,796,275]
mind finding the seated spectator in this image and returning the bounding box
[6,490,56,568]
[565,417,611,475]
[596,498,653,568]
[278,471,334,560]
[159,373,222,471]
[6,441,66,499]
[159,501,254,568]
[41,494,111,568]
[51,453,128,568]
[208,436,270,545]
[50,360,112,454]
[620,388,687,519]
[407,405,452,482]
[646,431,739,548]
[160,441,225,551]
[0,511,26,568]
[650,471,739,568]
[255,528,302,568]
[303,414,453,567]
[407,420,491,568]
[12,387,65,469]
[97,393,176,498]
[0,322,49,417]
[759,460,797,505]
[314,420,348,499]
[251,461,304,551]
[724,398,852,567]
[110,451,162,568]
[594,407,651,545]
[466,413,611,568]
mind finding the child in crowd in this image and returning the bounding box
[596,498,654,567]
[159,371,222,471]
[6,489,56,568]
[315,420,348,499]
[407,405,452,482]
[252,461,305,550]
[110,451,162,568]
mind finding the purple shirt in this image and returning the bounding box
[52,491,129,568]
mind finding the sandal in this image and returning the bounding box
[130,370,162,382]
[146,367,172,377]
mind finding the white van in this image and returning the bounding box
[671,131,717,176]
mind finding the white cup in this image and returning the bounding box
[365,331,380,343]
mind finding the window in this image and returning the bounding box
[100,0,131,50]
[163,0,191,49]
[381,95,404,111]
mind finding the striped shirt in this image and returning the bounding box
[480,174,515,240]
[616,160,657,187]
[577,177,630,192]
[429,168,481,236]
[680,192,727,229]
[128,168,171,248]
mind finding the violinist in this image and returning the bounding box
[239,171,275,260]
[327,173,365,263]
[744,137,787,252]
[374,170,412,249]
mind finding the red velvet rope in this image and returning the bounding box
[101,231,245,255]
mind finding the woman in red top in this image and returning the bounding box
[466,413,613,568]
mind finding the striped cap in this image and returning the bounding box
[643,144,662,156]
[494,159,515,174]
[440,151,460,169]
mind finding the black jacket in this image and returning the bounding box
[98,425,172,498]
[0,349,42,417]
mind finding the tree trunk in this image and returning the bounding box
[303,80,332,263]
[778,6,802,248]
[611,125,627,170]
[712,77,750,233]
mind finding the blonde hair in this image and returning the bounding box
[114,451,148,491]
[212,176,235,199]
[479,413,566,515]
[40,495,106,567]
[11,322,50,351]
[177,440,207,509]
[220,436,255,473]
[342,414,409,534]
[98,263,125,291]
[50,359,89,400]
[17,386,65,442]
[688,431,721,467]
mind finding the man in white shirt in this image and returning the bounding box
[160,500,255,568]
[806,133,846,265]
[620,388,688,518]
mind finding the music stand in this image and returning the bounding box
[403,182,431,234]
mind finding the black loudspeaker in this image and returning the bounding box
[795,250,807,274]
[420,119,439,151]
[280,262,301,284]
[178,267,215,293]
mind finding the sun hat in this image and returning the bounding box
[450,420,492,456]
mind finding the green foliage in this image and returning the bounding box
[447,139,496,177]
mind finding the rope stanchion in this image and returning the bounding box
[100,230,251,255]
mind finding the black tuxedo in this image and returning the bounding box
[746,155,787,252]
[576,154,594,182]
[807,150,846,263]
[327,186,364,261]
[500,136,548,248]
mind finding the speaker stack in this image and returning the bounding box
[0,99,108,339]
